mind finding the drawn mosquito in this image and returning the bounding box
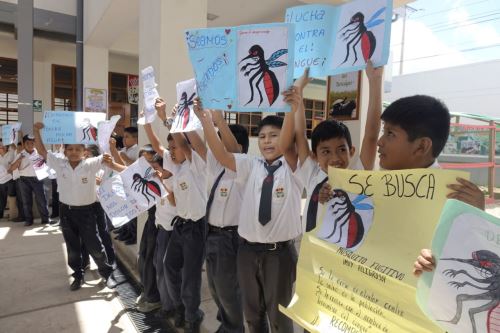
[10,128,16,144]
[131,167,161,204]
[81,118,97,141]
[338,7,386,66]
[177,91,196,130]
[239,45,287,106]
[31,155,46,168]
[439,250,500,333]
[322,190,372,248]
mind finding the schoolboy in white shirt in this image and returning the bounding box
[145,99,207,333]
[280,63,383,232]
[10,134,50,226]
[0,140,16,219]
[197,110,248,333]
[195,97,301,333]
[33,123,116,291]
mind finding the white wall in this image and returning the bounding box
[109,53,138,75]
[385,60,500,122]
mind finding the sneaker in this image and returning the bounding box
[135,293,146,305]
[174,305,186,328]
[184,310,204,333]
[70,278,83,291]
[136,301,162,313]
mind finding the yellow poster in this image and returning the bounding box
[281,168,469,332]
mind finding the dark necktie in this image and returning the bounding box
[258,161,282,225]
[306,177,328,232]
[206,169,226,221]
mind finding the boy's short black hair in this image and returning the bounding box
[84,144,100,157]
[228,124,249,154]
[139,144,156,156]
[381,95,450,157]
[111,134,124,149]
[311,120,353,153]
[167,134,174,142]
[151,153,164,166]
[124,127,139,138]
[257,115,283,134]
[23,134,35,143]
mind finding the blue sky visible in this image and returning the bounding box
[390,0,500,75]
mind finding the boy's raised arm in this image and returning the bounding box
[193,98,236,172]
[33,122,48,160]
[278,94,297,167]
[293,68,312,165]
[185,130,207,161]
[360,61,383,170]
[212,110,241,153]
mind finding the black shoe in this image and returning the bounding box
[49,219,60,226]
[112,227,122,235]
[174,305,185,328]
[24,221,33,226]
[154,308,176,320]
[105,274,118,289]
[70,278,83,291]
[184,310,204,333]
[116,232,131,241]
[50,214,59,219]
[10,217,24,223]
[41,220,49,224]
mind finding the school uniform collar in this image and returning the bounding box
[258,155,285,167]
[22,148,37,156]
[428,160,440,169]
[124,144,137,152]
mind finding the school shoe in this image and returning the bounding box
[174,305,186,328]
[10,217,24,222]
[154,308,176,320]
[24,221,33,226]
[41,220,49,224]
[70,278,83,291]
[136,301,162,313]
[184,310,204,333]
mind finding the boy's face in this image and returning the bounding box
[377,122,428,170]
[314,137,355,173]
[258,125,282,162]
[0,144,6,155]
[123,132,138,148]
[65,144,86,163]
[24,140,35,153]
[167,139,186,164]
[141,151,155,162]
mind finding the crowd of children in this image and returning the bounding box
[1,61,487,333]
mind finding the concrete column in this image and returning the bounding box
[17,0,34,134]
[83,45,109,111]
[138,0,207,145]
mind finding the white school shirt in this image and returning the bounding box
[206,150,244,228]
[155,178,177,231]
[16,149,40,177]
[0,149,15,184]
[47,151,102,206]
[121,144,139,164]
[294,156,365,233]
[235,155,303,243]
[163,150,207,221]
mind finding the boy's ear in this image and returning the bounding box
[349,146,356,157]
[414,137,433,157]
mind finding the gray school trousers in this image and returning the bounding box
[154,226,177,312]
[237,239,298,333]
[206,226,244,333]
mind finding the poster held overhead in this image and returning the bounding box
[171,78,202,133]
[285,0,392,78]
[137,66,159,125]
[97,115,121,154]
[185,23,295,112]
[41,111,106,144]
[2,122,22,145]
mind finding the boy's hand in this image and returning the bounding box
[193,98,211,122]
[154,169,162,179]
[95,176,102,186]
[366,60,384,81]
[293,67,311,92]
[155,98,167,121]
[33,122,44,131]
[318,182,333,204]
[109,138,117,151]
[102,153,113,166]
[282,87,302,113]
[447,177,485,210]
[413,249,435,277]
[171,104,179,118]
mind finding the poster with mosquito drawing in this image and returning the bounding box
[74,112,106,144]
[237,26,291,110]
[417,200,500,333]
[331,0,391,72]
[171,78,202,133]
[2,122,22,145]
[42,111,105,144]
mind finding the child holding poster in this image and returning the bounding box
[281,62,383,234]
[143,100,207,332]
[32,123,117,291]
[0,140,16,219]
[193,96,301,333]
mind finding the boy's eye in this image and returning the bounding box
[322,150,330,155]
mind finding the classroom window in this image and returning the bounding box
[274,98,326,138]
[52,65,76,110]
[0,58,19,124]
[237,112,262,137]
[223,112,238,125]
